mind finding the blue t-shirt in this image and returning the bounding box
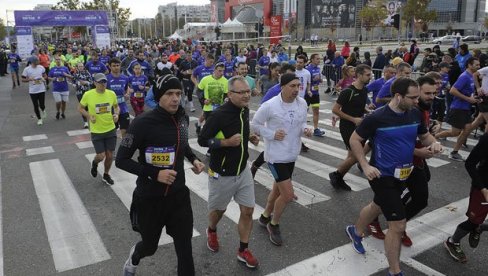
[451,71,475,110]
[306,64,322,95]
[106,74,130,114]
[376,77,396,108]
[85,60,108,76]
[129,75,148,98]
[48,66,70,92]
[356,105,427,178]
[261,83,281,103]
[192,65,214,82]
[144,87,158,109]
[258,56,270,76]
[99,55,111,66]
[223,61,234,79]
[439,72,449,97]
[367,77,386,106]
[7,53,21,69]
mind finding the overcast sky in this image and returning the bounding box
[1,0,211,25]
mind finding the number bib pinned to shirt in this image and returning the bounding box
[145,146,175,168]
[394,164,413,181]
[134,92,144,98]
[95,103,110,114]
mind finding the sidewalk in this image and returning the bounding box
[0,74,13,131]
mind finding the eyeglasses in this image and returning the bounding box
[96,80,107,84]
[231,90,251,95]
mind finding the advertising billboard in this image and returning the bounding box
[310,0,357,28]
[364,0,406,29]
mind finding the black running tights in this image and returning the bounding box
[30,92,45,119]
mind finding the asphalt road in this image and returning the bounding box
[0,70,486,276]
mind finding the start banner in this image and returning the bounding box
[14,10,109,27]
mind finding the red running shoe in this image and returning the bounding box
[368,221,386,240]
[237,248,259,268]
[206,228,219,252]
[401,231,413,247]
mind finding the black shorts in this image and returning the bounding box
[115,112,131,130]
[267,162,295,182]
[203,111,213,120]
[369,176,407,221]
[339,122,356,150]
[478,96,488,113]
[446,109,472,129]
[304,93,320,107]
[91,129,117,154]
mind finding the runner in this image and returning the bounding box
[366,65,396,108]
[178,51,197,112]
[79,73,119,185]
[21,56,47,125]
[192,53,215,134]
[48,56,73,119]
[72,62,93,128]
[330,64,372,191]
[346,77,442,276]
[236,62,260,96]
[198,76,260,268]
[106,57,131,137]
[117,74,205,276]
[85,50,109,76]
[306,53,326,136]
[375,62,412,107]
[251,73,313,246]
[128,63,149,116]
[7,48,22,89]
[444,132,488,263]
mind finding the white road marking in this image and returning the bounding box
[67,129,90,136]
[29,159,110,272]
[26,146,54,156]
[188,139,331,207]
[76,141,94,149]
[85,154,200,245]
[266,198,468,276]
[22,134,47,141]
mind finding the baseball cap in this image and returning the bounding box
[93,73,107,82]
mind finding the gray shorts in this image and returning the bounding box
[208,166,255,211]
[91,129,117,154]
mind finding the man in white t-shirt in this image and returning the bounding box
[294,55,311,98]
[22,56,47,125]
[156,54,173,71]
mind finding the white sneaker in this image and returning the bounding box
[37,119,43,125]
[83,122,89,129]
[123,245,137,276]
[189,101,196,112]
[41,110,47,119]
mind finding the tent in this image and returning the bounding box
[168,31,183,40]
[221,18,246,40]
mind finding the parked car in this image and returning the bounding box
[433,35,457,45]
[462,35,482,44]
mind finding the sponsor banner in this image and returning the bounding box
[95,25,110,34]
[14,10,108,27]
[94,25,111,50]
[364,0,405,29]
[310,0,356,28]
[16,26,34,59]
[16,26,32,36]
[269,15,282,45]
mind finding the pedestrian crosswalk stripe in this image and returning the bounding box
[266,197,468,276]
[67,129,90,136]
[84,154,200,245]
[26,146,54,156]
[188,139,331,207]
[183,160,264,222]
[22,134,47,142]
[76,141,93,149]
[29,159,110,272]
[446,136,477,147]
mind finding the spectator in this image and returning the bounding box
[363,52,372,67]
[455,44,472,71]
[373,46,387,79]
[341,41,351,59]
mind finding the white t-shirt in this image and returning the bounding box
[157,61,173,71]
[477,66,488,95]
[22,66,46,94]
[295,68,311,98]
[270,56,279,63]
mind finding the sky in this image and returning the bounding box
[1,0,211,25]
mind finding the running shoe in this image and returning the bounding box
[468,228,481,248]
[401,231,413,247]
[346,225,365,254]
[206,228,219,252]
[368,221,386,240]
[267,223,283,246]
[37,119,43,126]
[56,112,60,120]
[41,110,47,119]
[449,152,464,162]
[90,161,98,177]
[123,245,137,276]
[444,237,467,263]
[258,214,271,227]
[237,248,259,268]
[301,143,309,152]
[102,173,114,185]
[61,113,66,119]
[83,122,89,129]
[329,171,352,191]
[313,128,325,137]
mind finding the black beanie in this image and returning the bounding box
[154,75,182,101]
[280,72,298,87]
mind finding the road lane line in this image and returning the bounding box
[76,141,94,149]
[22,134,47,141]
[85,154,200,245]
[67,129,90,136]
[25,146,54,156]
[29,159,110,272]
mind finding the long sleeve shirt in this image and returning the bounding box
[465,133,488,190]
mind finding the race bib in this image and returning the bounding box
[56,77,65,82]
[34,79,43,84]
[95,103,110,114]
[313,85,319,91]
[117,96,125,104]
[394,165,413,181]
[208,168,219,179]
[134,92,144,98]
[145,146,175,168]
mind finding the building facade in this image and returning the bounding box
[158,2,211,23]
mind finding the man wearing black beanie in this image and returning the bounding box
[116,74,205,276]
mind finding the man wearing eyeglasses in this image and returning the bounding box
[198,76,260,269]
[346,77,442,276]
[79,73,120,186]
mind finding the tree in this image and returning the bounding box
[53,0,81,10]
[402,0,437,35]
[358,0,387,40]
[0,19,6,41]
[82,0,131,34]
[484,17,488,30]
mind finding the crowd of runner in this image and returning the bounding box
[1,37,487,276]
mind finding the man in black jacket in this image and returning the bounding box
[198,76,260,269]
[116,74,205,276]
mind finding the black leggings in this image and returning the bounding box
[404,165,430,221]
[130,188,195,276]
[182,79,194,102]
[30,92,46,119]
